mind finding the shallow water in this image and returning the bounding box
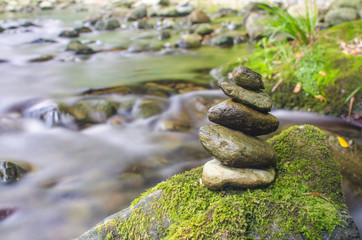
[0,7,361,240]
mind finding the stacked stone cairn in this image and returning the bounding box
[200,66,279,190]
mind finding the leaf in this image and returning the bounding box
[337,137,349,148]
[293,82,302,93]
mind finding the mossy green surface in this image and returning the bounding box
[221,19,362,116]
[98,125,346,239]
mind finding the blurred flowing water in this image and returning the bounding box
[0,8,360,240]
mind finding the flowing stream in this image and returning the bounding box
[0,7,361,240]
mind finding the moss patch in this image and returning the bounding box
[98,125,347,239]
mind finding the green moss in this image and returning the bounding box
[98,125,346,239]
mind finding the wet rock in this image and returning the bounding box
[75,26,92,33]
[245,12,269,40]
[66,40,95,55]
[210,35,233,47]
[159,31,171,40]
[59,99,118,124]
[29,38,57,44]
[217,8,238,17]
[195,23,213,36]
[199,125,277,167]
[176,2,194,16]
[95,20,106,31]
[105,18,120,30]
[0,26,4,33]
[136,19,152,29]
[208,99,279,136]
[187,10,210,25]
[133,98,165,119]
[0,161,28,184]
[39,1,53,10]
[28,55,54,63]
[219,81,272,112]
[127,5,147,21]
[232,66,264,91]
[157,7,179,17]
[177,34,201,49]
[202,159,276,190]
[325,7,359,26]
[0,208,16,222]
[59,30,79,38]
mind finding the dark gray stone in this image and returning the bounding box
[219,81,272,112]
[232,66,264,91]
[199,124,277,167]
[208,99,279,136]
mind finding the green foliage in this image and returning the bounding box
[259,0,319,45]
[345,84,362,103]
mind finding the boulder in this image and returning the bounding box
[219,81,272,112]
[186,10,210,25]
[127,5,147,21]
[0,161,28,184]
[210,35,234,47]
[133,98,165,119]
[245,12,269,40]
[159,31,171,40]
[199,125,277,167]
[232,66,264,91]
[75,125,360,240]
[175,2,194,16]
[59,99,117,123]
[59,30,79,38]
[105,18,120,30]
[66,40,94,55]
[75,26,92,33]
[39,1,53,10]
[325,7,359,26]
[177,34,201,49]
[156,7,179,17]
[201,159,276,190]
[208,99,279,136]
[195,23,213,36]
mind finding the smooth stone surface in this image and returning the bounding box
[202,159,276,190]
[208,99,279,136]
[186,10,210,25]
[219,81,272,113]
[177,34,201,49]
[232,66,264,91]
[199,125,277,167]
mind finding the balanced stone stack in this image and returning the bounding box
[200,66,279,190]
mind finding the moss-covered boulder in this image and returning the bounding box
[75,125,360,240]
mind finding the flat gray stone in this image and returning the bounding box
[208,99,279,136]
[202,159,276,190]
[232,66,264,91]
[219,81,272,113]
[199,125,277,167]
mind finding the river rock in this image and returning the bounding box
[75,26,92,33]
[199,125,277,167]
[66,40,94,55]
[186,10,210,25]
[210,35,234,47]
[176,2,194,16]
[0,26,4,33]
[245,12,269,40]
[195,23,213,36]
[208,99,279,136]
[219,81,272,112]
[232,66,264,91]
[201,159,276,190]
[325,7,359,26]
[29,38,57,44]
[105,18,120,30]
[177,34,201,49]
[127,4,147,21]
[0,161,28,184]
[59,30,79,38]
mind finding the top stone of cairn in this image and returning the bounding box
[232,66,264,91]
